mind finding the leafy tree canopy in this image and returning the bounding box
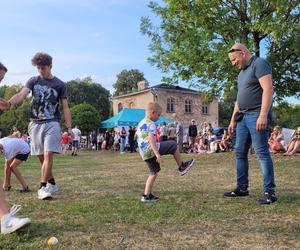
[113,69,148,96]
[67,77,110,122]
[272,102,300,129]
[141,0,300,101]
[70,103,100,134]
[0,85,30,135]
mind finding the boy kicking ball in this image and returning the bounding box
[0,137,30,192]
[137,103,194,202]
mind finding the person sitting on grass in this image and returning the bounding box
[189,131,206,154]
[136,102,195,203]
[284,127,300,156]
[268,126,284,154]
[219,129,231,152]
[207,130,218,153]
[0,137,31,193]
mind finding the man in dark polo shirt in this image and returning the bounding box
[224,43,277,205]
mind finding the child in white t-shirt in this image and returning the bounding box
[0,137,30,192]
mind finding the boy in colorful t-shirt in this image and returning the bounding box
[136,102,194,202]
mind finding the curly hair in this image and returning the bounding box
[31,52,52,66]
[0,62,8,72]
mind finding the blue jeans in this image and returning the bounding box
[120,137,126,152]
[235,112,276,193]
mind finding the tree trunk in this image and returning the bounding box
[253,32,260,57]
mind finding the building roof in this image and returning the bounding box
[151,83,199,94]
[113,83,199,99]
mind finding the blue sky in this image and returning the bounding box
[0,0,298,104]
[0,0,164,93]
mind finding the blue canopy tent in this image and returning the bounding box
[100,108,171,128]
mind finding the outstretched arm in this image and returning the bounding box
[8,87,31,107]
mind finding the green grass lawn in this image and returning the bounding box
[0,150,299,249]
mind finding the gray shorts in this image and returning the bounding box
[145,140,178,175]
[28,121,62,155]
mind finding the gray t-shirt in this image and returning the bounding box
[237,56,272,112]
[26,76,68,122]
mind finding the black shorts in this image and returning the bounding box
[144,140,178,175]
[15,152,30,162]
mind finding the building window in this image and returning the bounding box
[167,97,175,112]
[118,103,123,112]
[202,102,209,114]
[185,99,192,113]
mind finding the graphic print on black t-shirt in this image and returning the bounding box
[31,84,59,120]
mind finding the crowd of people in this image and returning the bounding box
[268,126,300,156]
[60,122,300,158]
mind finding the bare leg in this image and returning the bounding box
[284,141,295,155]
[3,160,12,190]
[0,188,8,218]
[144,173,158,195]
[40,151,54,182]
[10,159,27,188]
[289,140,300,155]
[173,148,183,167]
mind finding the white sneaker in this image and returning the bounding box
[46,183,58,194]
[1,204,31,234]
[38,186,52,200]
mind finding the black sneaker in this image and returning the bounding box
[224,187,249,197]
[258,192,277,205]
[18,186,31,193]
[179,159,194,176]
[3,186,12,191]
[141,193,159,202]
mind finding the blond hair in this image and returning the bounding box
[147,102,162,113]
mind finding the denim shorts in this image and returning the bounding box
[72,140,79,148]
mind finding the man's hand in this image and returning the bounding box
[256,115,267,132]
[0,98,10,110]
[228,120,237,136]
